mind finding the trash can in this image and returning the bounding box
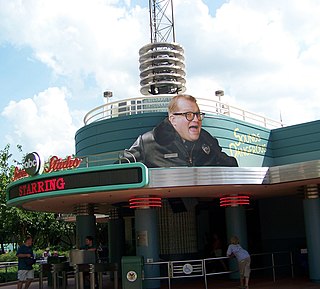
[121,256,144,289]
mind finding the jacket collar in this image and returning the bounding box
[153,118,177,145]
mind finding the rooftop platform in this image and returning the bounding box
[83,95,283,129]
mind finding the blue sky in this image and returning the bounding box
[1,46,51,103]
[1,0,320,161]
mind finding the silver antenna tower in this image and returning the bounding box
[149,0,175,43]
[139,0,186,95]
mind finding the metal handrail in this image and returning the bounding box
[78,151,122,168]
[143,251,294,289]
[0,260,46,283]
[83,95,283,128]
[0,261,19,283]
[250,251,294,282]
[0,251,295,286]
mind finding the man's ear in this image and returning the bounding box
[169,114,176,127]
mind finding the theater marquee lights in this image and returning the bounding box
[129,197,162,209]
[220,195,250,207]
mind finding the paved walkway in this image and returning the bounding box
[1,276,320,289]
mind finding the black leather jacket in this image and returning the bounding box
[122,118,238,168]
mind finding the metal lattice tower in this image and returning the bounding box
[149,0,175,43]
[139,0,186,95]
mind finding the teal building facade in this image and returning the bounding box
[7,102,320,287]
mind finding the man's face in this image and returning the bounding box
[85,238,92,246]
[25,238,33,247]
[169,99,202,141]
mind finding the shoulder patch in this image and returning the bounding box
[202,144,211,155]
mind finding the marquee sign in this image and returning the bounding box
[45,156,82,173]
[7,163,148,205]
[13,154,82,181]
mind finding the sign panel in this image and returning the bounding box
[7,163,148,204]
[137,231,148,247]
[14,154,83,181]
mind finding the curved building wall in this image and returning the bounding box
[75,112,273,167]
[271,119,320,166]
[75,113,166,156]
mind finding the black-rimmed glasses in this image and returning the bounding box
[172,111,205,121]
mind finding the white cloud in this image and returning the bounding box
[173,0,320,125]
[1,0,320,161]
[0,0,148,100]
[2,87,78,159]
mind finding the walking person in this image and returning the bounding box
[16,236,35,289]
[227,236,251,289]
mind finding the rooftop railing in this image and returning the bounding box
[84,95,283,129]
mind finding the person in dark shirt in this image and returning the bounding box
[16,236,35,289]
[80,236,97,289]
[81,235,97,251]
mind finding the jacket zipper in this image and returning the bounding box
[187,143,195,166]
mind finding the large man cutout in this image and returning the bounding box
[123,94,238,168]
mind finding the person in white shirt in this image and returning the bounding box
[227,236,251,289]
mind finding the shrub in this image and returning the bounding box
[0,251,17,262]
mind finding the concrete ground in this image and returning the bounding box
[1,276,320,289]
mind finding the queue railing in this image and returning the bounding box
[0,260,46,284]
[1,260,118,289]
[250,251,294,282]
[143,251,294,289]
[0,261,19,283]
[0,251,295,287]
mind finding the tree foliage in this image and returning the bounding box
[0,144,75,251]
